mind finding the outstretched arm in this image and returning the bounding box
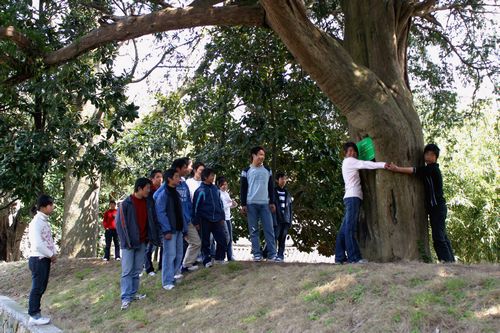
[386,163,415,174]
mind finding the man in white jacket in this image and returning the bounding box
[28,194,57,325]
[334,142,388,264]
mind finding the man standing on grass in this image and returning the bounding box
[27,194,57,326]
[144,169,163,276]
[240,146,278,262]
[102,199,120,261]
[116,178,160,310]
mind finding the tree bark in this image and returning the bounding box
[261,0,430,261]
[0,201,27,261]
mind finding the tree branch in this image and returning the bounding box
[189,0,224,7]
[0,26,37,55]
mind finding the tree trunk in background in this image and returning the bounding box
[60,172,100,258]
[261,0,430,261]
[60,99,102,258]
[0,201,26,261]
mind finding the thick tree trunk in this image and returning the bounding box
[0,201,26,261]
[261,0,430,261]
[60,172,100,258]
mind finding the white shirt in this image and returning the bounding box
[186,177,202,201]
[220,190,233,220]
[28,211,57,258]
[342,157,386,199]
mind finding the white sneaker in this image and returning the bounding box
[121,300,131,310]
[28,316,50,325]
[174,273,183,279]
[214,260,227,265]
[356,259,369,264]
[186,265,199,271]
[163,284,175,290]
[148,271,156,276]
[205,261,213,268]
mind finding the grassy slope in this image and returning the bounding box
[0,259,498,333]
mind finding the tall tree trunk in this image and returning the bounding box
[0,201,26,261]
[60,171,100,258]
[261,0,430,261]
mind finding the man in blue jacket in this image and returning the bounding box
[116,178,160,310]
[192,168,227,267]
[154,168,189,290]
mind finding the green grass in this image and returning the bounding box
[0,258,498,333]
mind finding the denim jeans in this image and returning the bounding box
[335,197,362,263]
[120,243,146,301]
[276,223,290,259]
[247,203,276,259]
[28,257,51,316]
[200,219,227,265]
[225,220,234,260]
[104,229,120,260]
[162,231,184,286]
[429,204,455,262]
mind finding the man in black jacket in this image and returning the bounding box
[116,178,161,310]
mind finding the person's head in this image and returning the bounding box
[217,176,228,191]
[164,168,181,187]
[276,172,287,188]
[37,194,54,215]
[201,167,216,184]
[109,200,116,210]
[149,169,163,188]
[343,142,359,158]
[250,146,265,165]
[134,178,152,199]
[171,157,191,177]
[423,143,440,164]
[192,161,206,180]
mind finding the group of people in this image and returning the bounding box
[26,143,454,325]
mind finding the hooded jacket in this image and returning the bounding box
[115,195,161,249]
[154,183,189,235]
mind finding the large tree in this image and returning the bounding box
[1,0,497,261]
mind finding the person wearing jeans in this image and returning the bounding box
[217,176,237,261]
[116,178,160,310]
[154,168,188,290]
[144,169,163,275]
[240,146,277,261]
[193,168,228,266]
[27,194,57,326]
[334,142,387,264]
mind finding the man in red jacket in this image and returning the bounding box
[103,200,120,261]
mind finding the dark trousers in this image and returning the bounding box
[276,223,290,259]
[145,243,163,272]
[429,205,455,262]
[104,229,120,260]
[28,257,51,316]
[200,219,227,265]
[335,197,362,263]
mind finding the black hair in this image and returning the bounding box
[216,176,227,188]
[343,142,359,155]
[134,178,152,192]
[192,161,205,172]
[163,168,178,183]
[109,199,116,204]
[276,172,286,180]
[250,146,265,162]
[149,169,162,179]
[171,157,189,171]
[201,167,215,181]
[424,143,440,158]
[36,194,54,210]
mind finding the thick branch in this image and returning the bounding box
[0,26,37,54]
[43,5,265,67]
[189,0,224,7]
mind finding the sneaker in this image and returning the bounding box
[186,265,199,271]
[148,271,156,277]
[28,316,50,325]
[253,256,263,262]
[174,273,184,279]
[214,260,227,265]
[115,257,121,261]
[271,257,283,262]
[133,294,146,301]
[121,300,131,310]
[355,259,369,264]
[163,284,175,290]
[204,261,213,268]
[103,257,109,261]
